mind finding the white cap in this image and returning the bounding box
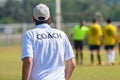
[33,3,50,21]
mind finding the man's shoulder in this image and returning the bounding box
[24,29,34,33]
[82,26,88,29]
[110,24,116,29]
[51,28,66,34]
[105,24,116,29]
[74,25,79,28]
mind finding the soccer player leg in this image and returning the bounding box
[89,46,94,65]
[96,46,102,65]
[106,49,111,65]
[110,49,115,65]
[75,48,79,64]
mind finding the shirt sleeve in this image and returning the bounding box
[64,33,75,61]
[22,31,33,60]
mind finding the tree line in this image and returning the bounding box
[0,0,120,24]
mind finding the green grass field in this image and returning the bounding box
[0,46,120,80]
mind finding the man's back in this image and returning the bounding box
[22,24,74,80]
[103,24,116,45]
[117,26,120,43]
[88,23,102,45]
[73,25,88,40]
[22,3,75,80]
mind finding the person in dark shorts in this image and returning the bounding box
[117,25,120,64]
[72,20,88,64]
[103,19,117,65]
[87,19,103,66]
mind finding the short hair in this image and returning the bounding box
[106,19,112,23]
[93,18,98,23]
[79,20,85,25]
[34,19,48,25]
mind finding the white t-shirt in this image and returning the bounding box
[22,24,74,80]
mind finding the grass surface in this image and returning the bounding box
[0,46,22,80]
[0,46,120,80]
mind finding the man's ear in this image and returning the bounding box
[47,17,51,25]
[32,16,36,22]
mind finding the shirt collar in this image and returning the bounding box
[35,23,51,28]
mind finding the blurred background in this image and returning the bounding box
[0,0,120,46]
[0,0,120,80]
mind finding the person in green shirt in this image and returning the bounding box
[71,20,89,64]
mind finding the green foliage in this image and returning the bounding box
[0,0,120,23]
[0,17,15,24]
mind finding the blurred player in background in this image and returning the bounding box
[87,18,103,66]
[117,25,120,64]
[71,20,88,64]
[22,3,75,80]
[103,19,117,65]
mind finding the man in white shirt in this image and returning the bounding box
[22,3,75,80]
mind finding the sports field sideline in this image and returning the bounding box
[0,46,120,80]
